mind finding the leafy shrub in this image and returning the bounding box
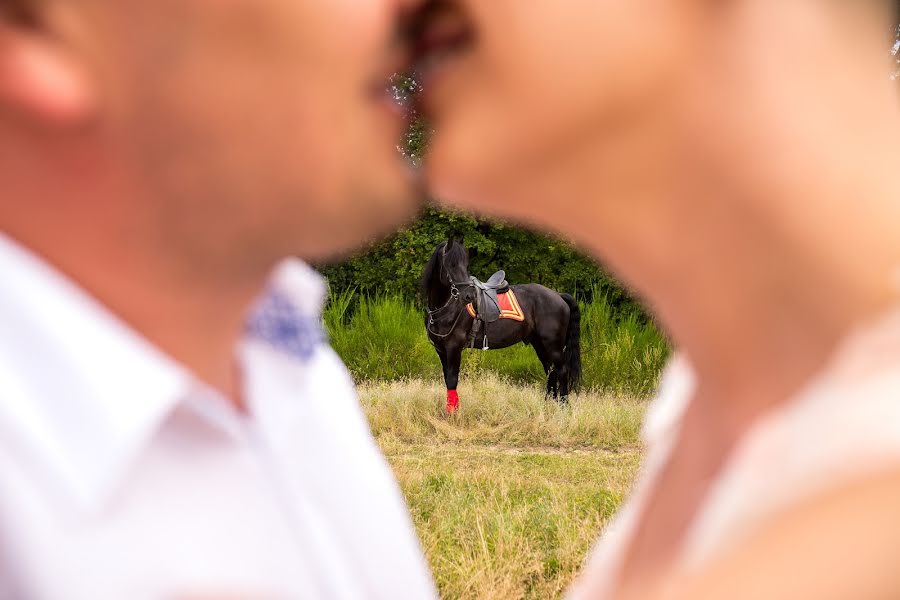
[318,207,640,314]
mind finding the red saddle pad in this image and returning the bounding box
[466,289,525,322]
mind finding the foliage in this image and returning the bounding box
[390,73,430,165]
[320,207,639,312]
[324,290,670,397]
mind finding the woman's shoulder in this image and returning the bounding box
[684,306,900,568]
[773,305,900,454]
[664,465,900,600]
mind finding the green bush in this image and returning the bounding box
[324,289,670,397]
[318,207,640,314]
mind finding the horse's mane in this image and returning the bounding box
[444,238,468,268]
[419,241,447,302]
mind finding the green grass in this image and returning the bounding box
[325,290,669,397]
[361,377,646,599]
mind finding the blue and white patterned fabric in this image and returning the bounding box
[246,289,326,361]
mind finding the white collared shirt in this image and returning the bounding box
[0,234,437,600]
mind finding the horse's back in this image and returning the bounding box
[511,283,569,311]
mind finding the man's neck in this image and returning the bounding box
[0,209,270,409]
[0,127,280,409]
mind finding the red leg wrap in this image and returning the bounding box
[446,389,460,413]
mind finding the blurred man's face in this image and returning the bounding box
[76,0,420,266]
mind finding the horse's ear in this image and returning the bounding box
[447,230,465,247]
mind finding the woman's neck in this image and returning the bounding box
[670,13,900,430]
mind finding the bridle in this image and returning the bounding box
[425,245,475,338]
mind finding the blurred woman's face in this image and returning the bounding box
[417,0,699,227]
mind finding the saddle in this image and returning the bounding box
[469,271,509,324]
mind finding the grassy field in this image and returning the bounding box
[360,376,648,599]
[335,292,660,597]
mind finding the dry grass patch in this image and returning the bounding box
[359,377,648,599]
[360,375,646,450]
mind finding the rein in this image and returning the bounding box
[426,283,460,317]
[425,302,468,339]
[425,282,469,339]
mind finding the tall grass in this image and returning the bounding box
[325,289,669,397]
[360,378,647,599]
[386,445,638,599]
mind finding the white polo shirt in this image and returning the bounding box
[0,234,437,600]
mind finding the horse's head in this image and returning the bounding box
[441,239,477,305]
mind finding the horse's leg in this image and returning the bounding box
[436,345,450,399]
[534,316,567,403]
[557,361,570,405]
[545,368,557,399]
[445,345,463,413]
[541,345,565,401]
[437,345,459,413]
[530,337,556,399]
[546,364,559,400]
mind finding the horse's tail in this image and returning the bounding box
[560,293,582,393]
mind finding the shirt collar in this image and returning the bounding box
[0,233,327,512]
[0,234,192,511]
[245,260,329,361]
[265,258,328,319]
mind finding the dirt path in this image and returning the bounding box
[384,442,643,459]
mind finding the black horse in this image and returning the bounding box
[421,239,582,412]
